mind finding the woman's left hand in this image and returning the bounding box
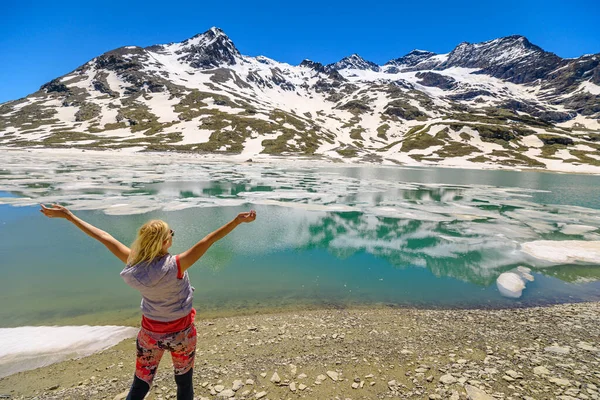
[40,203,73,220]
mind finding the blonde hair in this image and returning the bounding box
[127,220,171,267]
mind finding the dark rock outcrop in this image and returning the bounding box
[299,59,326,73]
[386,50,438,68]
[416,72,457,90]
[384,100,427,120]
[538,135,575,146]
[41,79,69,93]
[447,90,495,101]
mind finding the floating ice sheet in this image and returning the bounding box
[496,266,535,298]
[560,224,598,235]
[521,241,600,264]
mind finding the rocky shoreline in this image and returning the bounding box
[1,302,599,400]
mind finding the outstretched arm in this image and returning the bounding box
[40,204,130,264]
[178,210,256,272]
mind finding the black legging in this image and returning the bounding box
[175,368,194,399]
[126,369,193,400]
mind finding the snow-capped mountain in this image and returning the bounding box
[438,36,565,84]
[385,50,439,68]
[1,27,599,172]
[326,54,381,72]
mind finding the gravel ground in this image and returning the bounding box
[0,302,599,400]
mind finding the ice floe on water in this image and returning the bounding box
[559,224,598,235]
[521,241,600,264]
[496,266,535,298]
[0,325,138,378]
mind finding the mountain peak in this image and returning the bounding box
[175,27,240,68]
[386,49,437,67]
[299,59,326,73]
[184,27,232,47]
[209,26,225,35]
[326,54,380,72]
[449,35,539,59]
[441,35,563,84]
[499,34,528,42]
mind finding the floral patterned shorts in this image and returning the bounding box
[135,324,197,385]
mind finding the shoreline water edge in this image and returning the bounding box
[3,146,600,176]
[0,302,598,399]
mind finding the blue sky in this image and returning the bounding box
[1,0,599,103]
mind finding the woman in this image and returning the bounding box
[40,203,256,400]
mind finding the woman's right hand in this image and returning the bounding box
[236,210,257,224]
[40,203,73,220]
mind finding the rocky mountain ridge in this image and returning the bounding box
[1,27,599,172]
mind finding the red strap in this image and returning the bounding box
[176,255,183,279]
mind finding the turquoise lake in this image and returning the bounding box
[1,151,600,328]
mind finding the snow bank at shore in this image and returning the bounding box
[0,325,138,378]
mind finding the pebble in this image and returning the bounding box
[465,384,495,400]
[232,380,244,391]
[113,391,128,400]
[270,372,280,383]
[217,389,235,398]
[255,391,267,399]
[289,382,297,392]
[577,342,599,352]
[505,370,522,379]
[327,370,339,381]
[533,366,550,375]
[549,377,572,386]
[440,374,457,384]
[298,384,307,391]
[545,345,570,354]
